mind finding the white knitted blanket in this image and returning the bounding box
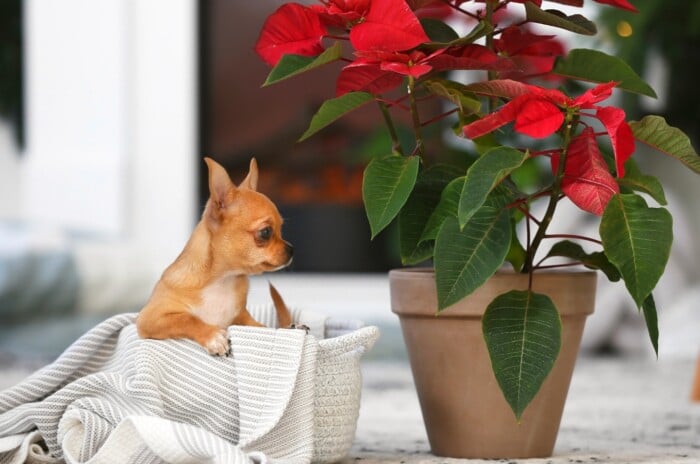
[0,311,378,464]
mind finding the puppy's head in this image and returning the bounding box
[203,157,293,275]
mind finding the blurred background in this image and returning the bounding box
[0,0,698,365]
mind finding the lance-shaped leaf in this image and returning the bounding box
[465,79,532,100]
[336,63,405,96]
[545,240,621,281]
[618,159,667,205]
[600,194,673,307]
[420,18,459,43]
[264,42,343,86]
[642,293,659,357]
[420,177,464,242]
[423,20,493,50]
[399,165,462,264]
[506,219,527,272]
[350,0,429,52]
[524,2,597,36]
[458,147,527,227]
[425,79,481,115]
[553,49,657,98]
[300,92,374,141]
[483,290,562,420]
[363,155,420,239]
[552,127,619,216]
[255,3,327,66]
[435,210,511,310]
[630,115,700,175]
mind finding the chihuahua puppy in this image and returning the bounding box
[137,157,294,355]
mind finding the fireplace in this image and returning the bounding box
[198,1,404,271]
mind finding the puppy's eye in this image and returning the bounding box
[257,226,272,241]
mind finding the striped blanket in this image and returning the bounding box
[0,311,376,464]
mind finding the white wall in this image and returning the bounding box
[20,0,197,268]
[0,121,21,219]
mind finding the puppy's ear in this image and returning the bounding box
[238,158,259,192]
[204,157,236,210]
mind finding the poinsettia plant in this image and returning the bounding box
[255,0,700,419]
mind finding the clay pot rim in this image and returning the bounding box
[389,266,597,279]
[389,266,597,318]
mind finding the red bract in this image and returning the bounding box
[335,49,443,96]
[336,62,405,96]
[494,27,565,80]
[429,45,515,73]
[325,0,370,23]
[595,106,635,177]
[406,0,454,19]
[349,0,429,52]
[514,99,564,138]
[255,3,327,66]
[552,128,619,216]
[464,82,634,177]
[593,0,638,13]
[463,85,567,140]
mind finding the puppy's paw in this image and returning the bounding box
[288,324,310,334]
[204,329,230,356]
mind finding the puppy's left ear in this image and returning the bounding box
[204,157,236,210]
[239,158,259,192]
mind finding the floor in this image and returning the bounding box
[2,357,698,463]
[1,273,699,463]
[348,358,700,464]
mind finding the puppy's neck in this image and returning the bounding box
[162,221,246,289]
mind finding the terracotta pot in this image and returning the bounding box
[390,268,596,459]
[692,354,700,402]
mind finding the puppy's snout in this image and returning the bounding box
[285,243,294,259]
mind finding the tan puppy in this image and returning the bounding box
[137,157,294,355]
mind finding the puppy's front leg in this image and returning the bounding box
[137,306,229,356]
[231,309,265,328]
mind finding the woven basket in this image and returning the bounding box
[248,305,380,463]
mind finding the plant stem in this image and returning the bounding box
[544,234,602,245]
[421,108,459,127]
[485,0,498,113]
[407,76,424,157]
[440,0,480,19]
[377,101,404,155]
[535,262,586,271]
[523,112,576,273]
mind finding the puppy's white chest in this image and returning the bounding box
[192,277,240,328]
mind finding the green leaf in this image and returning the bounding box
[263,42,343,87]
[545,240,621,282]
[618,159,667,205]
[420,18,459,43]
[420,176,464,242]
[505,219,527,272]
[483,290,562,420]
[630,115,700,175]
[398,165,462,265]
[524,1,597,35]
[425,79,481,116]
[423,20,493,50]
[600,194,673,307]
[299,92,374,141]
[434,210,511,310]
[363,155,420,239]
[485,181,520,210]
[642,293,659,357]
[458,146,528,228]
[553,49,657,98]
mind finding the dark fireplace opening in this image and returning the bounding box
[197,1,401,272]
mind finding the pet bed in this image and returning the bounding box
[0,307,378,464]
